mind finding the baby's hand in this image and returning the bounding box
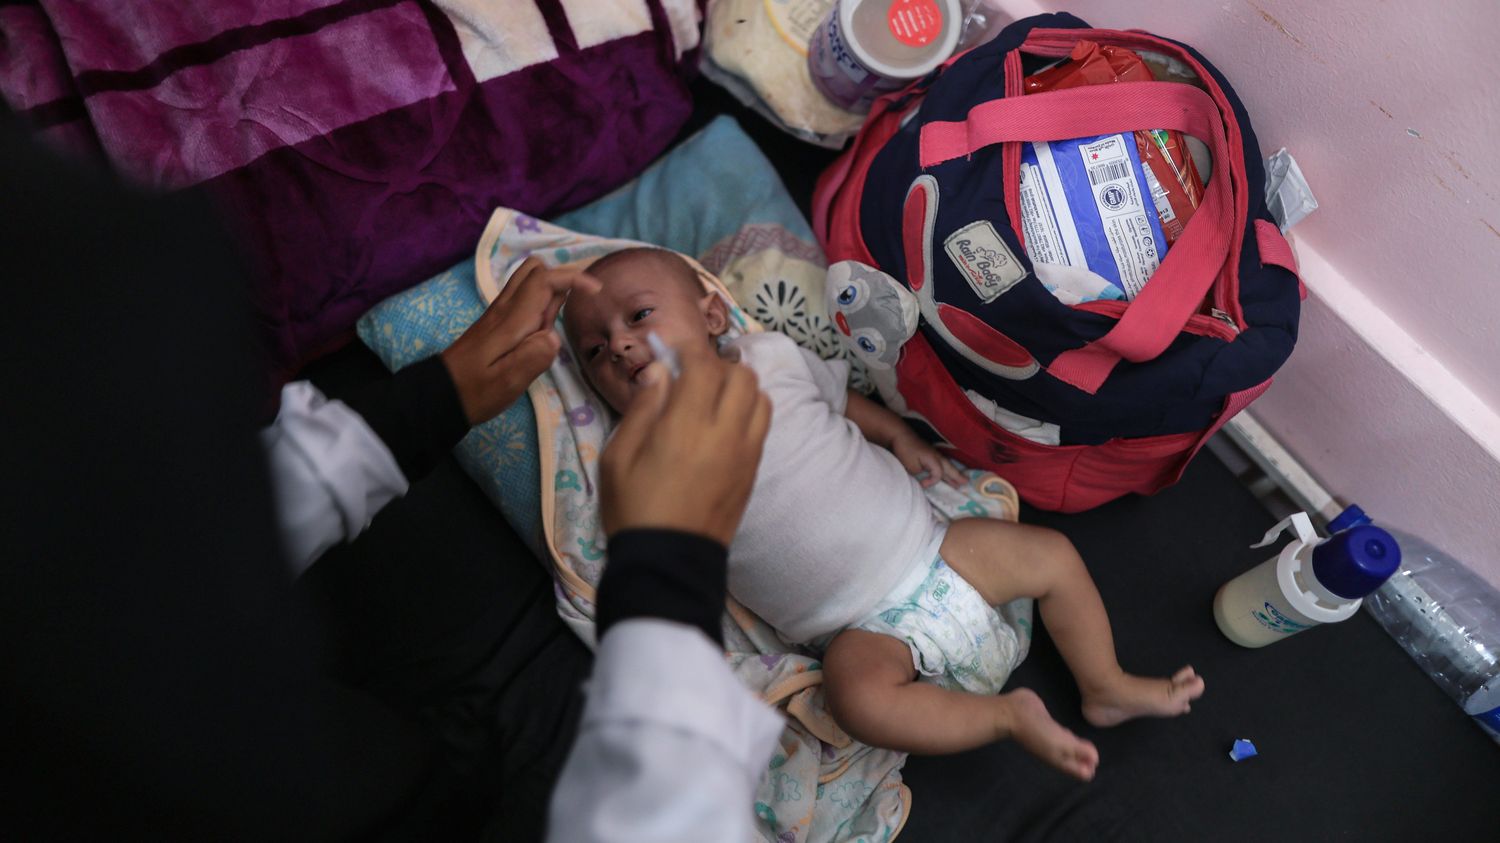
[889,429,966,489]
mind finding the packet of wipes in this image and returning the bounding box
[1018,132,1167,301]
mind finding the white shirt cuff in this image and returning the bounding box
[262,381,408,576]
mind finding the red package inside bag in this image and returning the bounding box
[1024,41,1205,245]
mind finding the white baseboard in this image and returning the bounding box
[1222,414,1340,523]
[1293,241,1500,466]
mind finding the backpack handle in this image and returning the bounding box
[919,81,1235,394]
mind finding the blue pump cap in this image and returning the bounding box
[1311,525,1400,599]
[1328,504,1373,534]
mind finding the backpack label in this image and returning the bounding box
[943,221,1027,303]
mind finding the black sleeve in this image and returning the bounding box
[341,354,471,484]
[595,530,729,648]
[1,108,433,839]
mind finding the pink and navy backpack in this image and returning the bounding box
[815,13,1302,513]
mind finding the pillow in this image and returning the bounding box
[357,115,851,553]
[1,1,703,386]
[700,0,865,148]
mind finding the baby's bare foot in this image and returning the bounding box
[1082,666,1205,728]
[1002,688,1099,781]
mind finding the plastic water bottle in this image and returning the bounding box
[1214,512,1400,648]
[1341,505,1500,745]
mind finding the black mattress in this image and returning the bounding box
[297,86,1500,841]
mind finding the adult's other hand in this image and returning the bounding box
[600,351,772,546]
[441,257,601,426]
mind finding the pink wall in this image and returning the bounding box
[1252,293,1500,579]
[986,1,1500,582]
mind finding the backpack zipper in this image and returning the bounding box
[1210,307,1240,334]
[1072,301,1240,341]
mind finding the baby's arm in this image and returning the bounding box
[843,391,965,488]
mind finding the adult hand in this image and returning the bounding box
[441,257,601,426]
[600,351,772,547]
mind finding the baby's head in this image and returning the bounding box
[563,247,729,413]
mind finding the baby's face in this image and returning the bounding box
[563,260,722,413]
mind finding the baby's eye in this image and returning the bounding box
[837,285,858,306]
[586,344,604,361]
[630,308,654,323]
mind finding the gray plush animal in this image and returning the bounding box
[825,260,919,371]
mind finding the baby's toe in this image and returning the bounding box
[1171,667,1206,700]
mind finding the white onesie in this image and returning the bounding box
[722,332,945,644]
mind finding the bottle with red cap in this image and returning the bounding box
[1214,512,1401,648]
[807,0,963,112]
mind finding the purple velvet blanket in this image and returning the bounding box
[1,1,702,382]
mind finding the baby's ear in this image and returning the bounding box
[701,290,730,337]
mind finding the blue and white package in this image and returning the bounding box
[1018,132,1169,301]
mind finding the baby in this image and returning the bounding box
[562,247,1204,780]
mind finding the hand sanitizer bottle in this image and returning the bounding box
[1214,512,1400,648]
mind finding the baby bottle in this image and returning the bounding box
[1214,512,1400,648]
[808,0,963,112]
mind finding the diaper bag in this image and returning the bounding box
[813,12,1302,512]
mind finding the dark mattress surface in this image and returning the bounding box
[905,476,1500,842]
[298,88,1500,841]
[302,340,1500,843]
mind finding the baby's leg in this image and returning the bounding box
[941,518,1205,727]
[822,628,1098,780]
